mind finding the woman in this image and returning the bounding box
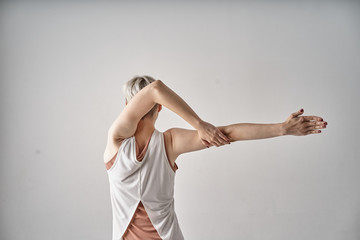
[103,75,327,240]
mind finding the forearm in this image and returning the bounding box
[153,80,203,129]
[218,122,286,142]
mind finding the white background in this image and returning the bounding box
[1,1,359,239]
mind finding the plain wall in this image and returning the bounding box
[1,1,359,239]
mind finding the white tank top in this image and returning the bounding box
[106,129,184,240]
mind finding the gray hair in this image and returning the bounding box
[123,75,159,119]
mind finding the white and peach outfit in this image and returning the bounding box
[105,129,184,240]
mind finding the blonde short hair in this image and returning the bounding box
[123,75,159,120]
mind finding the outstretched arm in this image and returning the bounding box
[223,109,327,140]
[167,108,327,159]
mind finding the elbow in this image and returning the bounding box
[151,79,164,101]
[153,79,164,90]
[107,126,119,140]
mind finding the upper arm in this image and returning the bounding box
[166,125,232,159]
[103,133,123,164]
[108,80,160,140]
[165,128,207,159]
[105,80,161,164]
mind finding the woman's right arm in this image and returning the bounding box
[108,80,230,147]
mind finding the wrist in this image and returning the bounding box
[193,118,204,130]
[279,122,288,136]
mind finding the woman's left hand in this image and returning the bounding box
[197,120,231,147]
[282,108,328,136]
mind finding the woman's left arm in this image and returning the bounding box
[219,109,327,141]
[167,108,327,159]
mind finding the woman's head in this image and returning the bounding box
[123,75,160,120]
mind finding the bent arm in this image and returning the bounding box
[109,80,203,140]
[109,80,228,147]
[105,79,227,163]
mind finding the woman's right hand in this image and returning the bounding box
[197,120,231,147]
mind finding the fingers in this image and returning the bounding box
[218,131,231,143]
[305,129,322,134]
[305,120,327,127]
[205,129,231,147]
[212,141,220,147]
[291,108,304,118]
[208,137,221,147]
[297,112,328,134]
[211,131,231,147]
[201,139,211,148]
[302,115,323,122]
[216,131,230,145]
[208,136,227,148]
[305,121,327,131]
[303,119,327,135]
